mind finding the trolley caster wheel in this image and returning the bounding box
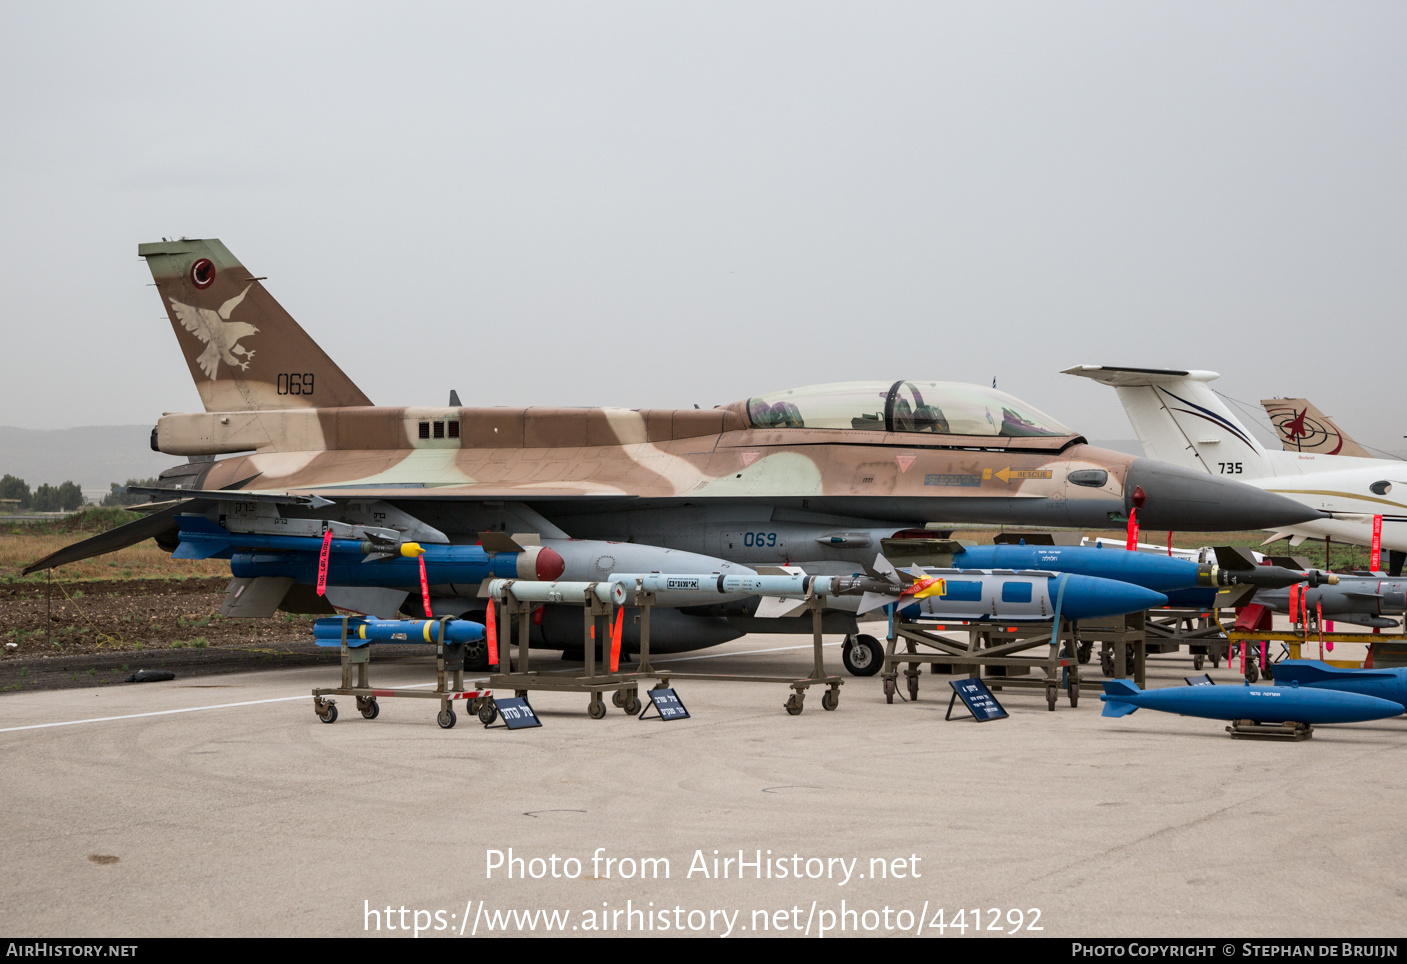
[821,688,839,711]
[515,689,528,699]
[1069,682,1080,708]
[1193,655,1205,670]
[477,700,499,725]
[784,694,804,716]
[1246,662,1259,684]
[907,678,919,702]
[841,634,884,677]
[612,690,625,708]
[359,698,380,720]
[1046,686,1058,712]
[623,695,642,715]
[1262,662,1274,681]
[1100,650,1114,677]
[883,678,896,704]
[1077,641,1093,665]
[588,699,607,720]
[438,707,457,729]
[1211,656,1221,669]
[317,701,338,724]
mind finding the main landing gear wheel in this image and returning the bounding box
[477,699,499,725]
[317,701,338,724]
[842,635,884,677]
[358,698,379,720]
[785,694,804,716]
[821,688,839,711]
[588,699,607,720]
[438,706,457,729]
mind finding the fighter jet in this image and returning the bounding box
[26,244,1323,666]
[1065,366,1407,572]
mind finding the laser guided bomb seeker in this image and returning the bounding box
[27,240,1325,664]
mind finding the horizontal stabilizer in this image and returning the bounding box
[1062,366,1215,387]
[22,500,209,574]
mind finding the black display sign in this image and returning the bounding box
[946,678,1009,722]
[487,697,541,730]
[1184,674,1215,686]
[640,687,690,721]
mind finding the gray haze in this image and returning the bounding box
[1,3,1404,453]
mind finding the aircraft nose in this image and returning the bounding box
[1126,459,1328,530]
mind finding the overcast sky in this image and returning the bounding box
[2,3,1404,453]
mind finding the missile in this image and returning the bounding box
[1268,660,1407,707]
[1255,574,1407,626]
[1100,679,1404,725]
[313,617,486,646]
[485,579,626,605]
[168,516,566,588]
[952,543,1333,594]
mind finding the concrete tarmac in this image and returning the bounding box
[1,634,1403,939]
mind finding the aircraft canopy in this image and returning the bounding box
[746,380,1073,437]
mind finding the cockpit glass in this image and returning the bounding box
[746,380,1072,437]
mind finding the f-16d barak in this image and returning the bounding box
[27,242,1323,661]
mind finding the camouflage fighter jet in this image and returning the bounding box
[26,242,1325,668]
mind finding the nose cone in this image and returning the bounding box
[1126,459,1328,530]
[1059,574,1168,620]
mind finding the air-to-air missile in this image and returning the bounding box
[1254,571,1407,629]
[1268,660,1407,707]
[312,616,486,647]
[1100,679,1404,725]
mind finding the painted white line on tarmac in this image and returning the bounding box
[0,682,446,734]
[0,640,853,734]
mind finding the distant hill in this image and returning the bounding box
[0,426,185,499]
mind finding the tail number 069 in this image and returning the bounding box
[277,373,315,395]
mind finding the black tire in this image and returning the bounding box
[318,703,338,724]
[588,700,606,720]
[1193,655,1205,670]
[623,696,642,715]
[477,700,498,725]
[842,635,883,677]
[821,689,839,711]
[784,696,804,716]
[360,700,379,720]
[438,707,457,729]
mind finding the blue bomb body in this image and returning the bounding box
[1272,660,1407,707]
[1101,679,1404,725]
[954,544,1210,594]
[898,571,1167,622]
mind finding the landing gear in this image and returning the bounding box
[841,634,883,677]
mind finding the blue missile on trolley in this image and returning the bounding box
[1101,679,1404,724]
[1269,660,1407,707]
[313,617,486,647]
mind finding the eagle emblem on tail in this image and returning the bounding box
[170,285,258,379]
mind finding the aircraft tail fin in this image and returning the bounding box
[1260,398,1373,458]
[138,239,372,413]
[1063,366,1274,479]
[1100,678,1142,717]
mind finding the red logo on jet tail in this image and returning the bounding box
[190,259,216,289]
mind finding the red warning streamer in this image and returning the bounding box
[485,600,498,668]
[609,607,624,672]
[418,554,433,618]
[1371,514,1383,572]
[316,529,333,596]
[1124,508,1139,551]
